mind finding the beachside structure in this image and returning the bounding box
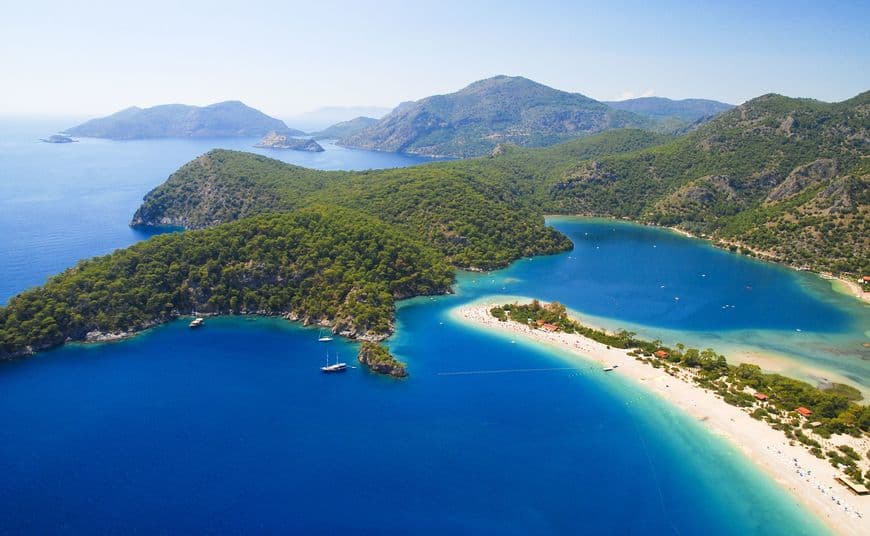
[754,392,769,401]
[654,350,669,359]
[835,476,870,496]
[795,406,813,418]
[541,323,559,332]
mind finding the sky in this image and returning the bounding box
[1,0,868,119]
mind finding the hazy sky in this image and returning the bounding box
[1,0,868,118]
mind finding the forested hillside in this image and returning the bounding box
[136,90,868,273]
[548,92,869,272]
[340,76,652,157]
[3,90,866,360]
[0,207,453,359]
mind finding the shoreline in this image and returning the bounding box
[452,301,869,536]
[466,291,869,398]
[663,224,869,306]
[545,215,868,305]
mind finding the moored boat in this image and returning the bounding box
[318,329,333,342]
[321,351,347,373]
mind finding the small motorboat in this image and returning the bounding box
[317,329,333,342]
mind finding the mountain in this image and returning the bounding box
[339,76,652,157]
[135,90,868,274]
[604,97,734,123]
[3,90,867,361]
[547,91,869,272]
[310,116,379,139]
[286,106,391,132]
[65,101,298,140]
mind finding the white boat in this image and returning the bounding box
[189,317,204,328]
[317,329,333,342]
[603,366,615,372]
[321,351,347,373]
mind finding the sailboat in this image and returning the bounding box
[318,329,333,342]
[321,351,347,373]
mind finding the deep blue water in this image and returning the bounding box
[0,118,432,303]
[0,314,826,534]
[2,120,865,533]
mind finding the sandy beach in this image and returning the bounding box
[826,275,870,305]
[452,301,870,536]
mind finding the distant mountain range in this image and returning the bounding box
[4,88,867,362]
[286,106,392,132]
[134,89,869,275]
[603,97,733,123]
[310,116,379,139]
[339,76,654,157]
[65,101,298,140]
[61,82,734,152]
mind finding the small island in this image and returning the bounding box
[255,131,324,152]
[357,341,408,378]
[41,134,77,144]
[64,101,296,139]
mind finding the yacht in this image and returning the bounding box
[321,352,347,373]
[189,317,204,328]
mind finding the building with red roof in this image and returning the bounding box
[795,407,813,417]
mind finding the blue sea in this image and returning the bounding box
[0,118,431,302]
[2,118,866,534]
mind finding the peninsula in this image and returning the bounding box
[456,300,870,536]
